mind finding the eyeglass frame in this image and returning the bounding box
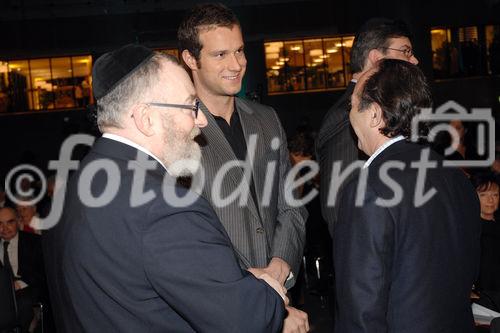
[145,99,200,119]
[380,46,414,59]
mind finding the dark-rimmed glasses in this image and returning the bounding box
[146,99,200,119]
[381,47,414,59]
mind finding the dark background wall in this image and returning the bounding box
[1,0,499,179]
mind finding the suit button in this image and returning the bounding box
[256,227,264,234]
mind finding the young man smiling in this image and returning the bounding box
[179,4,309,332]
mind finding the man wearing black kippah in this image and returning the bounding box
[43,44,287,332]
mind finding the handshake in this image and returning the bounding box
[248,258,310,333]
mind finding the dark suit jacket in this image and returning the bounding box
[0,264,16,328]
[316,82,364,232]
[334,141,481,333]
[194,98,307,286]
[43,137,284,332]
[16,231,45,299]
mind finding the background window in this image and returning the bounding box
[0,62,10,113]
[342,36,354,82]
[430,25,498,79]
[30,58,53,110]
[72,56,92,107]
[304,39,326,90]
[7,60,31,112]
[0,55,92,112]
[485,25,500,75]
[324,37,346,88]
[51,57,76,109]
[284,41,306,91]
[264,35,355,94]
[265,41,285,93]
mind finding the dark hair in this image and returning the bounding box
[350,18,412,73]
[288,131,315,157]
[471,172,499,192]
[178,3,240,61]
[357,58,432,138]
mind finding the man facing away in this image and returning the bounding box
[334,59,481,332]
[316,18,419,232]
[43,44,290,332]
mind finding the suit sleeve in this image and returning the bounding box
[333,181,394,333]
[19,234,47,302]
[142,198,285,333]
[270,110,307,286]
[316,95,359,234]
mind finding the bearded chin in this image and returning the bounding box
[165,143,202,177]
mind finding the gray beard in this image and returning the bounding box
[162,127,202,177]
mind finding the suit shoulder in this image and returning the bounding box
[237,97,275,113]
[18,231,41,245]
[237,98,279,121]
[148,183,219,222]
[19,230,41,241]
[317,91,352,146]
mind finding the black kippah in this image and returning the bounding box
[92,44,154,100]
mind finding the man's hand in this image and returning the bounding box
[248,268,288,304]
[14,280,23,291]
[282,306,309,333]
[266,257,291,286]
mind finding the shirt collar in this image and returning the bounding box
[102,133,167,171]
[363,135,405,169]
[2,232,18,247]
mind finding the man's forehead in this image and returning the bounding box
[387,36,412,47]
[0,208,16,221]
[160,62,196,98]
[198,24,239,35]
[198,25,243,47]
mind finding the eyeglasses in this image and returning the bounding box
[0,219,18,228]
[146,99,200,119]
[381,47,414,59]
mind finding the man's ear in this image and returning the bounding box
[370,103,385,128]
[182,50,198,71]
[131,104,155,137]
[367,49,384,67]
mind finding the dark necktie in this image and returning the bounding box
[3,241,14,278]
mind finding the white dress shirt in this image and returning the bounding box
[363,135,405,169]
[1,233,28,289]
[102,133,167,171]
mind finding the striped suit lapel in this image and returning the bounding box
[236,99,267,221]
[199,101,261,222]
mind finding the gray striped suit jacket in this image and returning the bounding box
[316,82,365,233]
[193,97,307,287]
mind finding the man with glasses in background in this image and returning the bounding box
[316,18,419,233]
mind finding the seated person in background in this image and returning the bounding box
[15,197,41,235]
[471,173,500,293]
[0,207,46,332]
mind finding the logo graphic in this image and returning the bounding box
[411,100,495,167]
